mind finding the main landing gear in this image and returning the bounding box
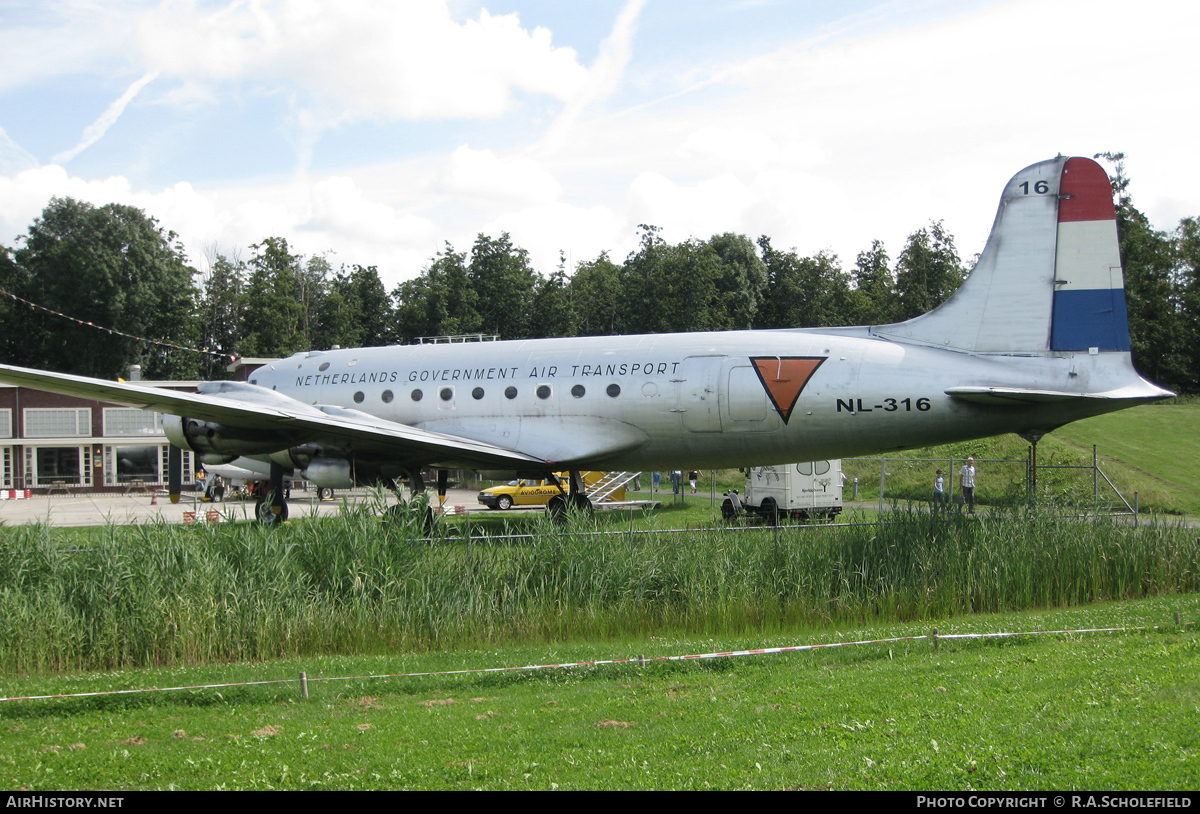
[546,471,593,524]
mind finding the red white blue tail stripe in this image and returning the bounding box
[1050,157,1131,352]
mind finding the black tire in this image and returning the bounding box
[761,498,779,526]
[255,496,288,524]
[547,494,568,524]
[317,487,334,501]
[497,494,513,510]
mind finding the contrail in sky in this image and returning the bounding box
[53,71,159,165]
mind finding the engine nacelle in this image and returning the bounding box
[268,445,354,489]
[163,414,308,461]
[302,458,353,489]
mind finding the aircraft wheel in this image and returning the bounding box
[497,495,513,510]
[255,497,288,524]
[721,499,736,521]
[570,493,594,515]
[547,495,568,524]
[317,487,334,501]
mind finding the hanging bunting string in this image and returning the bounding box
[0,288,235,363]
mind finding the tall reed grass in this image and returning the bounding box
[1,506,1195,674]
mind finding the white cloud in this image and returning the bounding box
[628,172,757,241]
[484,200,627,273]
[136,0,590,121]
[438,144,561,205]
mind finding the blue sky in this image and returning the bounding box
[1,0,1195,289]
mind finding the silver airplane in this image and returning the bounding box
[0,156,1172,521]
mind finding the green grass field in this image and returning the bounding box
[835,401,1199,517]
[2,595,1196,790]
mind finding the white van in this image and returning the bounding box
[723,460,843,523]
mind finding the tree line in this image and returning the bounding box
[1,159,1197,393]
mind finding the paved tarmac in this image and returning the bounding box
[0,487,488,527]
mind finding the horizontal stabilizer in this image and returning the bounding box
[946,384,1171,406]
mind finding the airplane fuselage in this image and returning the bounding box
[246,329,1139,473]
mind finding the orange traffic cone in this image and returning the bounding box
[151,491,158,506]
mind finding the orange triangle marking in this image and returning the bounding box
[750,356,826,424]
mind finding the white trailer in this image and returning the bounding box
[723,460,843,523]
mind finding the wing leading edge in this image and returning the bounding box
[0,363,549,471]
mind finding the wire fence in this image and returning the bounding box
[842,445,1138,521]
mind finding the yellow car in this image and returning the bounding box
[478,471,624,510]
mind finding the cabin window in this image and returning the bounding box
[440,387,453,401]
[353,391,364,403]
[536,385,551,400]
[472,387,485,400]
[381,390,394,403]
[606,384,620,398]
[571,384,585,399]
[505,386,518,399]
[411,389,423,401]
[319,362,330,371]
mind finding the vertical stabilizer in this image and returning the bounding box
[872,156,1130,356]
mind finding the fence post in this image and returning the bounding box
[1093,445,1099,515]
[300,670,309,700]
[1134,492,1139,527]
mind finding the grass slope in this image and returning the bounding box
[837,401,1199,516]
[2,596,1197,790]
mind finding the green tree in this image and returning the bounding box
[893,221,966,320]
[317,264,393,349]
[847,240,898,325]
[1115,202,1183,388]
[1175,217,1200,393]
[707,233,767,330]
[196,252,245,378]
[569,252,623,336]
[469,233,538,340]
[239,237,307,357]
[392,243,480,343]
[755,238,851,329]
[13,197,200,379]
[620,226,728,334]
[529,253,576,338]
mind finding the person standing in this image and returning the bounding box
[670,470,682,495]
[959,457,977,513]
[933,469,946,513]
[688,470,701,494]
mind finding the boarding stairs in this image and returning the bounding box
[586,471,642,503]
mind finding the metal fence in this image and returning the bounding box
[842,445,1138,520]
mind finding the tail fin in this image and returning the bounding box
[873,156,1130,354]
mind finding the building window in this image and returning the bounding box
[24,409,91,438]
[103,408,163,437]
[1,446,11,489]
[27,446,91,487]
[106,444,161,485]
[0,409,11,439]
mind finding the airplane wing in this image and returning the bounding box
[0,363,549,470]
